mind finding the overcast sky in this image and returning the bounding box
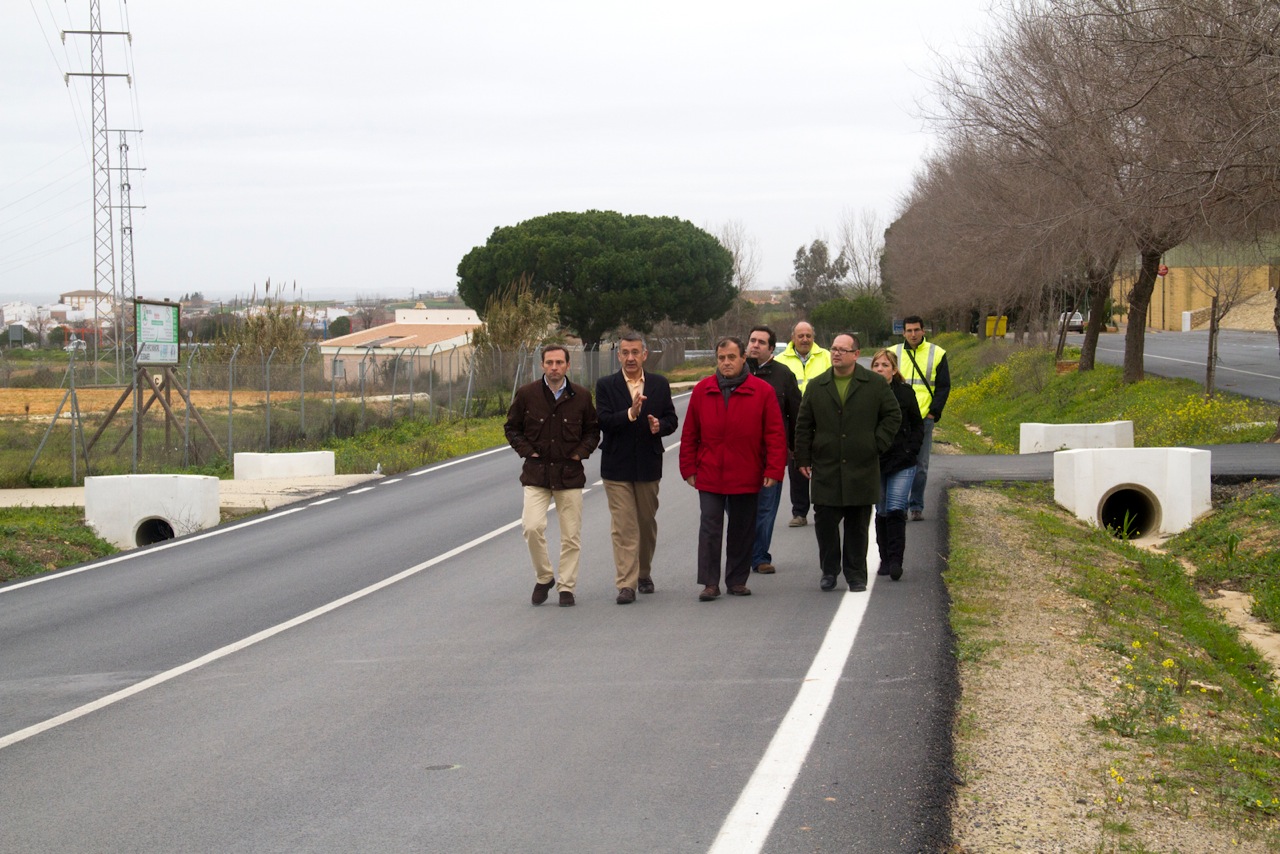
[3,1,993,306]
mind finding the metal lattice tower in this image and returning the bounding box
[63,1,130,375]
[115,131,144,327]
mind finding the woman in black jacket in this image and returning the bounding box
[870,349,924,580]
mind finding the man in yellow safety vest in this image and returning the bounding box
[776,321,831,527]
[890,316,950,522]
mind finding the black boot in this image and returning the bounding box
[887,509,908,581]
[875,514,889,575]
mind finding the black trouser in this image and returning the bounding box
[697,491,759,589]
[788,454,810,518]
[814,504,873,587]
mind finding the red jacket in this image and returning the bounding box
[679,373,787,494]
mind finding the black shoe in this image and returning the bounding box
[848,582,867,592]
[616,587,636,604]
[638,577,655,594]
[532,579,555,605]
[559,591,575,607]
[820,575,837,592]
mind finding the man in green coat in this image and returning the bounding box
[794,333,902,592]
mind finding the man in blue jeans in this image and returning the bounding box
[891,316,951,520]
[746,325,800,574]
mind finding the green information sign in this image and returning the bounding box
[135,299,181,366]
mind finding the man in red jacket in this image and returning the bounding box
[679,337,787,601]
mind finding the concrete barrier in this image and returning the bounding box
[1020,420,1134,454]
[84,474,221,549]
[233,451,336,480]
[1054,448,1211,537]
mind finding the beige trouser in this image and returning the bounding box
[522,486,584,592]
[603,479,661,591]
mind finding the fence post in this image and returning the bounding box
[265,347,278,451]
[227,344,240,463]
[359,349,373,431]
[330,346,343,438]
[183,344,198,467]
[300,344,313,437]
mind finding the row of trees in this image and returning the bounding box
[883,0,1280,384]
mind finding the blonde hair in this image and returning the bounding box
[871,348,904,384]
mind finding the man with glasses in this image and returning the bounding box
[890,316,951,521]
[795,333,901,593]
[745,325,800,575]
[776,321,831,527]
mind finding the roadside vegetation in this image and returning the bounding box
[939,332,1280,850]
[934,332,1275,453]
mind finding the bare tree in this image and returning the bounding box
[927,0,1280,381]
[1186,241,1260,396]
[715,219,763,293]
[837,208,884,297]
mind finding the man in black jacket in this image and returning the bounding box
[504,344,600,607]
[746,325,801,575]
[596,333,679,604]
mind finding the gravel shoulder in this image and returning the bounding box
[946,487,1279,853]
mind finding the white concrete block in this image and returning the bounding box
[1054,448,1211,536]
[233,451,336,480]
[84,474,221,549]
[1020,421,1134,454]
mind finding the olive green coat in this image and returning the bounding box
[794,364,902,507]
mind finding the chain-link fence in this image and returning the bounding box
[3,337,687,484]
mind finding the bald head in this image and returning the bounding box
[791,322,815,357]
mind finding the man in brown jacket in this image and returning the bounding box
[504,344,600,607]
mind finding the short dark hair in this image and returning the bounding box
[749,325,776,350]
[715,336,745,357]
[541,344,570,363]
[833,331,861,351]
[617,331,646,349]
[903,315,925,328]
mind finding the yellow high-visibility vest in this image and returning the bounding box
[891,340,945,417]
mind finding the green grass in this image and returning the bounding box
[1164,482,1280,629]
[932,333,1276,453]
[948,482,1280,844]
[0,506,117,582]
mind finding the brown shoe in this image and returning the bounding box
[638,577,655,594]
[559,591,575,607]
[532,579,555,605]
[616,587,636,604]
[698,585,720,601]
[754,563,776,574]
[788,515,807,527]
[728,585,752,596]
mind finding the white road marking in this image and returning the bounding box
[407,445,506,475]
[309,497,342,506]
[1094,345,1280,380]
[349,487,376,495]
[382,478,403,485]
[709,578,877,853]
[0,517,523,751]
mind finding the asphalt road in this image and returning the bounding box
[1078,328,1280,402]
[1,393,956,854]
[5,351,1278,852]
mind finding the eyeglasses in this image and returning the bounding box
[829,347,857,355]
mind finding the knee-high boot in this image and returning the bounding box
[887,509,908,581]
[875,514,889,576]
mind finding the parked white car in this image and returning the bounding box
[1059,311,1085,332]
